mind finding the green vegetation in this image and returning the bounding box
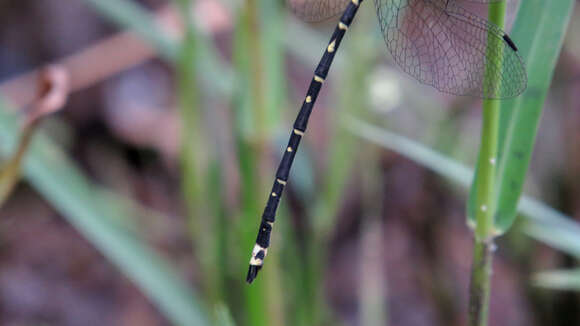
[0,0,577,325]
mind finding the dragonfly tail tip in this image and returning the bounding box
[246,265,262,284]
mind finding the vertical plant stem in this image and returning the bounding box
[474,100,500,240]
[174,0,219,307]
[468,2,506,326]
[236,0,284,325]
[359,146,387,326]
[469,238,493,326]
[246,0,267,145]
[309,9,376,323]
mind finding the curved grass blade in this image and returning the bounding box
[343,117,580,250]
[81,0,235,95]
[534,269,580,291]
[0,101,209,326]
[528,220,580,290]
[526,222,580,259]
[468,0,575,233]
[82,0,178,60]
[347,117,580,293]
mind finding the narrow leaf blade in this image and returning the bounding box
[534,269,580,291]
[0,101,209,326]
[468,0,575,232]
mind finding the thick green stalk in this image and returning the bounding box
[468,2,506,326]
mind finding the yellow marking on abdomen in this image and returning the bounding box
[276,179,287,185]
[339,22,348,30]
[327,40,336,53]
[294,129,304,136]
[306,96,312,103]
[287,147,293,152]
[314,75,325,83]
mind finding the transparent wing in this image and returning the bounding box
[375,0,527,98]
[463,0,504,3]
[287,0,350,22]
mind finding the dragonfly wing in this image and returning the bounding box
[287,0,350,22]
[375,0,527,98]
[460,0,506,3]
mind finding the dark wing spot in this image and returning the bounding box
[503,34,518,52]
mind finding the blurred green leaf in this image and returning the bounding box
[81,0,235,95]
[82,0,179,60]
[344,118,580,251]
[231,0,288,325]
[0,100,209,326]
[527,222,580,259]
[528,219,580,288]
[534,269,580,291]
[468,0,575,233]
[348,118,580,291]
[215,303,237,326]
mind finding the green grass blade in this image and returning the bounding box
[344,118,580,251]
[347,119,580,293]
[174,0,223,310]
[344,118,473,185]
[0,101,209,326]
[526,222,580,259]
[231,0,288,324]
[468,0,575,233]
[81,0,178,60]
[81,0,235,96]
[533,269,580,291]
[215,303,237,326]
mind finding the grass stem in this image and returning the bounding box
[468,2,506,325]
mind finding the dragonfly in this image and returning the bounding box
[246,0,527,283]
